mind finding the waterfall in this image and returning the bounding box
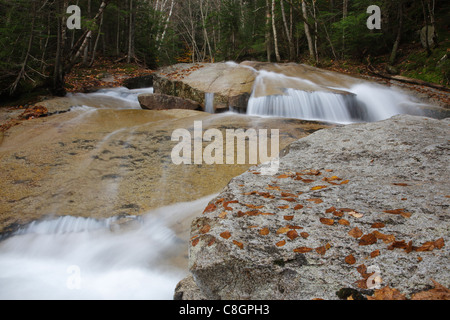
[205,92,215,114]
[0,195,215,300]
[67,87,154,110]
[247,88,362,124]
[246,69,425,124]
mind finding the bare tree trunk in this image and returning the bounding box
[66,0,110,73]
[280,0,294,60]
[389,1,403,65]
[342,0,348,59]
[89,11,104,67]
[302,0,315,61]
[158,0,175,49]
[10,0,37,94]
[272,0,281,62]
[127,0,135,63]
[83,0,91,66]
[427,0,438,47]
[312,0,319,62]
[116,2,121,56]
[265,0,272,62]
[53,0,69,96]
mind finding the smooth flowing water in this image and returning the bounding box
[0,64,434,300]
[245,67,426,124]
[205,93,215,114]
[0,195,214,300]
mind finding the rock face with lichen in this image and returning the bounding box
[175,114,450,300]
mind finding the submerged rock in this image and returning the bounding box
[177,114,450,300]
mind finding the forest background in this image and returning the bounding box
[0,0,448,102]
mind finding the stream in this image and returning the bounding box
[0,64,439,300]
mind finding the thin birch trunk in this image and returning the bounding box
[272,0,281,62]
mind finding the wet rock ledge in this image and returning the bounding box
[175,114,450,300]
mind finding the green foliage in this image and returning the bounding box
[401,44,450,86]
[1,0,449,97]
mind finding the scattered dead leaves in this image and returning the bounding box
[276,240,286,247]
[367,286,407,300]
[338,219,350,226]
[348,227,363,239]
[200,224,211,234]
[287,230,299,240]
[220,231,232,239]
[233,240,244,249]
[18,105,48,120]
[411,280,450,300]
[203,203,217,214]
[345,254,357,265]
[316,243,331,255]
[192,237,200,247]
[276,227,290,234]
[300,232,309,239]
[223,200,239,211]
[370,250,381,258]
[371,222,386,229]
[320,218,335,226]
[307,198,323,204]
[387,238,445,253]
[383,208,412,218]
[359,233,378,246]
[372,230,395,244]
[363,279,450,300]
[294,247,313,253]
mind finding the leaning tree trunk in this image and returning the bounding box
[65,0,110,74]
[389,1,404,66]
[10,0,37,95]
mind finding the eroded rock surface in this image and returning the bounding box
[0,108,330,235]
[151,62,362,113]
[139,93,202,111]
[178,114,450,300]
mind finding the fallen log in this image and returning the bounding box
[367,65,450,93]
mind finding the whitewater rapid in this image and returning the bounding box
[0,195,214,300]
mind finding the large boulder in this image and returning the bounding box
[177,114,450,300]
[152,63,255,113]
[138,93,202,111]
[152,62,361,114]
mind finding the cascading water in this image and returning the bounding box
[0,195,214,300]
[246,68,425,124]
[205,93,215,114]
[66,87,154,110]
